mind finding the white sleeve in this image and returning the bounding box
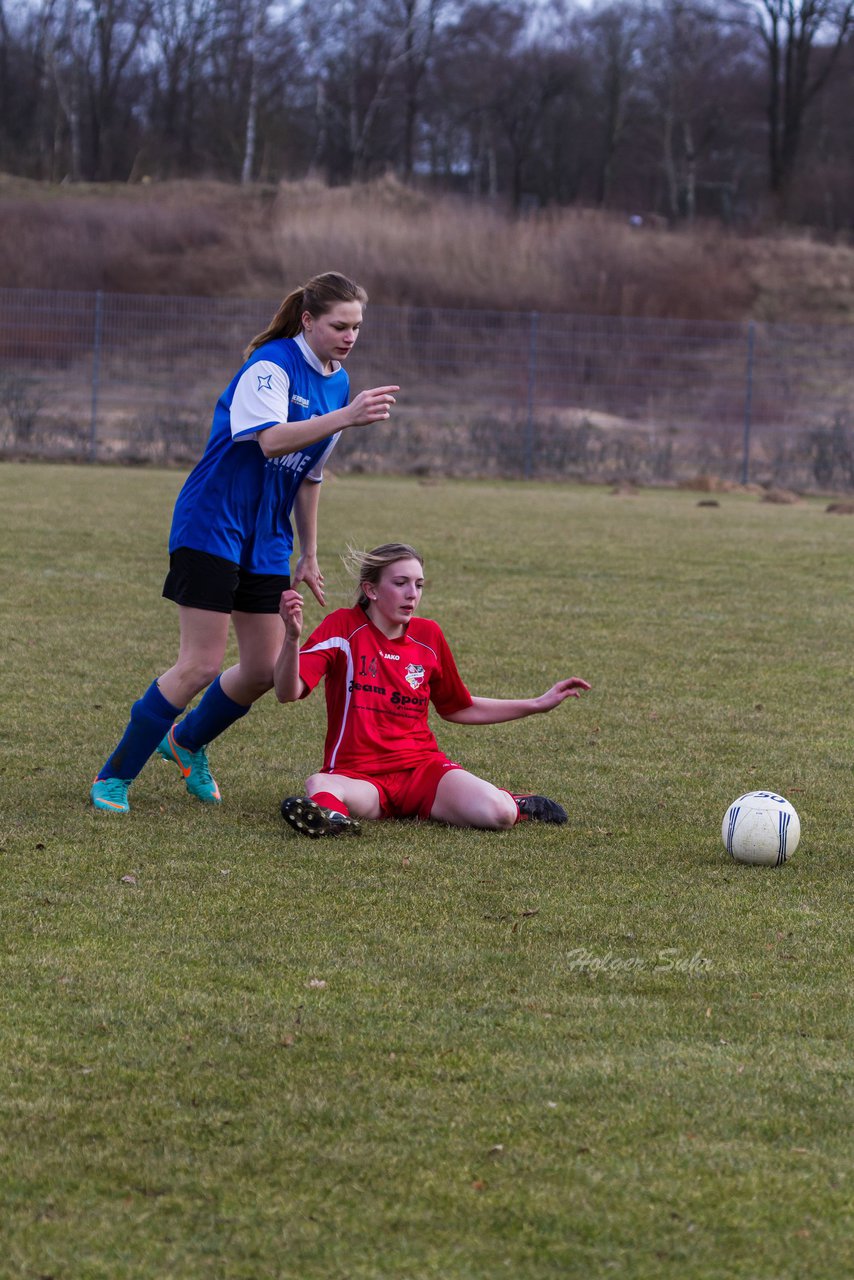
[229,360,290,441]
[306,432,341,481]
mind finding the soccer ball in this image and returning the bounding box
[722,791,800,866]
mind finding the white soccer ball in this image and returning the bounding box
[722,791,800,866]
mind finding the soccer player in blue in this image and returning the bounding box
[91,271,398,814]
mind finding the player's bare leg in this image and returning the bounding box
[429,769,518,830]
[223,611,285,705]
[157,606,231,708]
[306,773,384,820]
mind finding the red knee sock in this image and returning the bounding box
[311,790,351,817]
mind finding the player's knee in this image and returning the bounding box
[176,654,222,695]
[496,797,519,829]
[305,772,329,795]
[237,668,275,701]
[482,791,517,830]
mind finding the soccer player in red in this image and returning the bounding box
[274,543,590,836]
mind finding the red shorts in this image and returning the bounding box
[327,755,463,819]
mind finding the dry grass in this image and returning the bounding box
[0,177,280,296]
[2,172,854,322]
[744,231,854,322]
[271,178,754,319]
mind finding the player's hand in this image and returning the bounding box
[279,589,304,639]
[292,553,325,606]
[537,677,591,711]
[347,385,400,427]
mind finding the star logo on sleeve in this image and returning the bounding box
[257,373,273,391]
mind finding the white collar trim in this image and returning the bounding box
[296,331,340,376]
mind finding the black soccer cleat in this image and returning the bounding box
[512,794,568,825]
[281,795,362,839]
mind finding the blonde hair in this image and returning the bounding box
[244,271,368,359]
[344,542,424,609]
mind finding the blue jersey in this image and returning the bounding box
[169,334,349,574]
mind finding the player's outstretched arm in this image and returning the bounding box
[275,590,308,703]
[258,386,400,458]
[443,677,591,725]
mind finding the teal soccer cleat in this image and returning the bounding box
[90,776,131,814]
[157,727,221,804]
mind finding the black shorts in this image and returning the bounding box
[162,547,290,615]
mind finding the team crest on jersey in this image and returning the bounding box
[405,663,425,690]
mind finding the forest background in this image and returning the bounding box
[3,0,854,236]
[3,1,854,322]
[4,0,854,489]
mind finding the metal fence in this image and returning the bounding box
[2,287,853,489]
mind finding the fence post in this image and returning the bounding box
[741,320,755,485]
[89,290,104,462]
[524,310,539,479]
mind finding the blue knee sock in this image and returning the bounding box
[172,676,250,752]
[99,680,183,781]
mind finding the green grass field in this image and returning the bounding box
[1,464,851,1279]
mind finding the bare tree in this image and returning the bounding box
[240,0,260,183]
[301,0,419,180]
[398,0,443,180]
[149,0,214,174]
[584,2,644,207]
[727,0,854,208]
[492,46,570,208]
[647,1,709,221]
[637,1,754,222]
[85,0,153,178]
[0,0,10,126]
[44,0,87,181]
[429,2,529,198]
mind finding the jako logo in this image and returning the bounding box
[381,651,400,661]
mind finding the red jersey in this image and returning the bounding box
[299,606,473,774]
